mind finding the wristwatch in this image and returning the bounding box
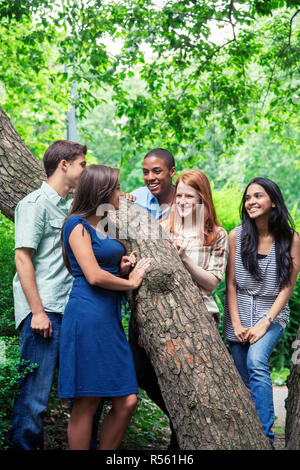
[266,314,274,324]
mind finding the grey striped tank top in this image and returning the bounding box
[223,225,290,342]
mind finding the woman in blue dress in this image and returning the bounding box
[58,164,151,450]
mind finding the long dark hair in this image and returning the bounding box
[240,177,295,288]
[61,164,126,274]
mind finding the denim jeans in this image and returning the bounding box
[229,322,284,444]
[10,312,62,450]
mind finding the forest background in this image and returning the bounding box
[0,0,299,449]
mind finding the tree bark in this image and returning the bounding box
[116,201,271,450]
[0,106,45,221]
[285,325,300,450]
[0,106,271,449]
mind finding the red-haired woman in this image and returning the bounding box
[161,170,228,323]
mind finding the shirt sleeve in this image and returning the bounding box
[206,228,229,282]
[130,187,148,207]
[62,215,93,246]
[14,200,45,250]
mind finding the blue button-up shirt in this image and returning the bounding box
[13,182,73,329]
[131,186,170,220]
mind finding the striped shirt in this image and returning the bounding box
[222,225,290,342]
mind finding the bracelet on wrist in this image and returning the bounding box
[265,314,273,324]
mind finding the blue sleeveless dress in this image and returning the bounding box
[58,215,138,398]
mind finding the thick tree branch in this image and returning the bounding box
[0,106,45,221]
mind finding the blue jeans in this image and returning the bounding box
[229,322,283,444]
[10,313,62,450]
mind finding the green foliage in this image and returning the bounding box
[0,337,38,449]
[211,132,300,208]
[0,213,15,337]
[213,184,242,232]
[1,1,299,163]
[270,367,291,386]
[109,3,299,159]
[0,15,69,158]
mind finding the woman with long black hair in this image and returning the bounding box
[223,177,300,446]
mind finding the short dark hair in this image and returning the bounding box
[43,140,87,177]
[144,148,175,170]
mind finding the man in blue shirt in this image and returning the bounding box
[129,148,179,450]
[131,148,176,221]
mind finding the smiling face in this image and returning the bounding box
[142,156,176,200]
[244,183,275,220]
[175,181,202,219]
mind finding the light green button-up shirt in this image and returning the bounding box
[13,182,73,329]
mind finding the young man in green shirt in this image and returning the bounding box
[10,140,87,450]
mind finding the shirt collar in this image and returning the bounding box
[146,184,176,204]
[41,181,72,206]
[149,192,159,205]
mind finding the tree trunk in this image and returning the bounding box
[0,106,45,221]
[285,325,300,450]
[0,106,271,449]
[116,201,271,450]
